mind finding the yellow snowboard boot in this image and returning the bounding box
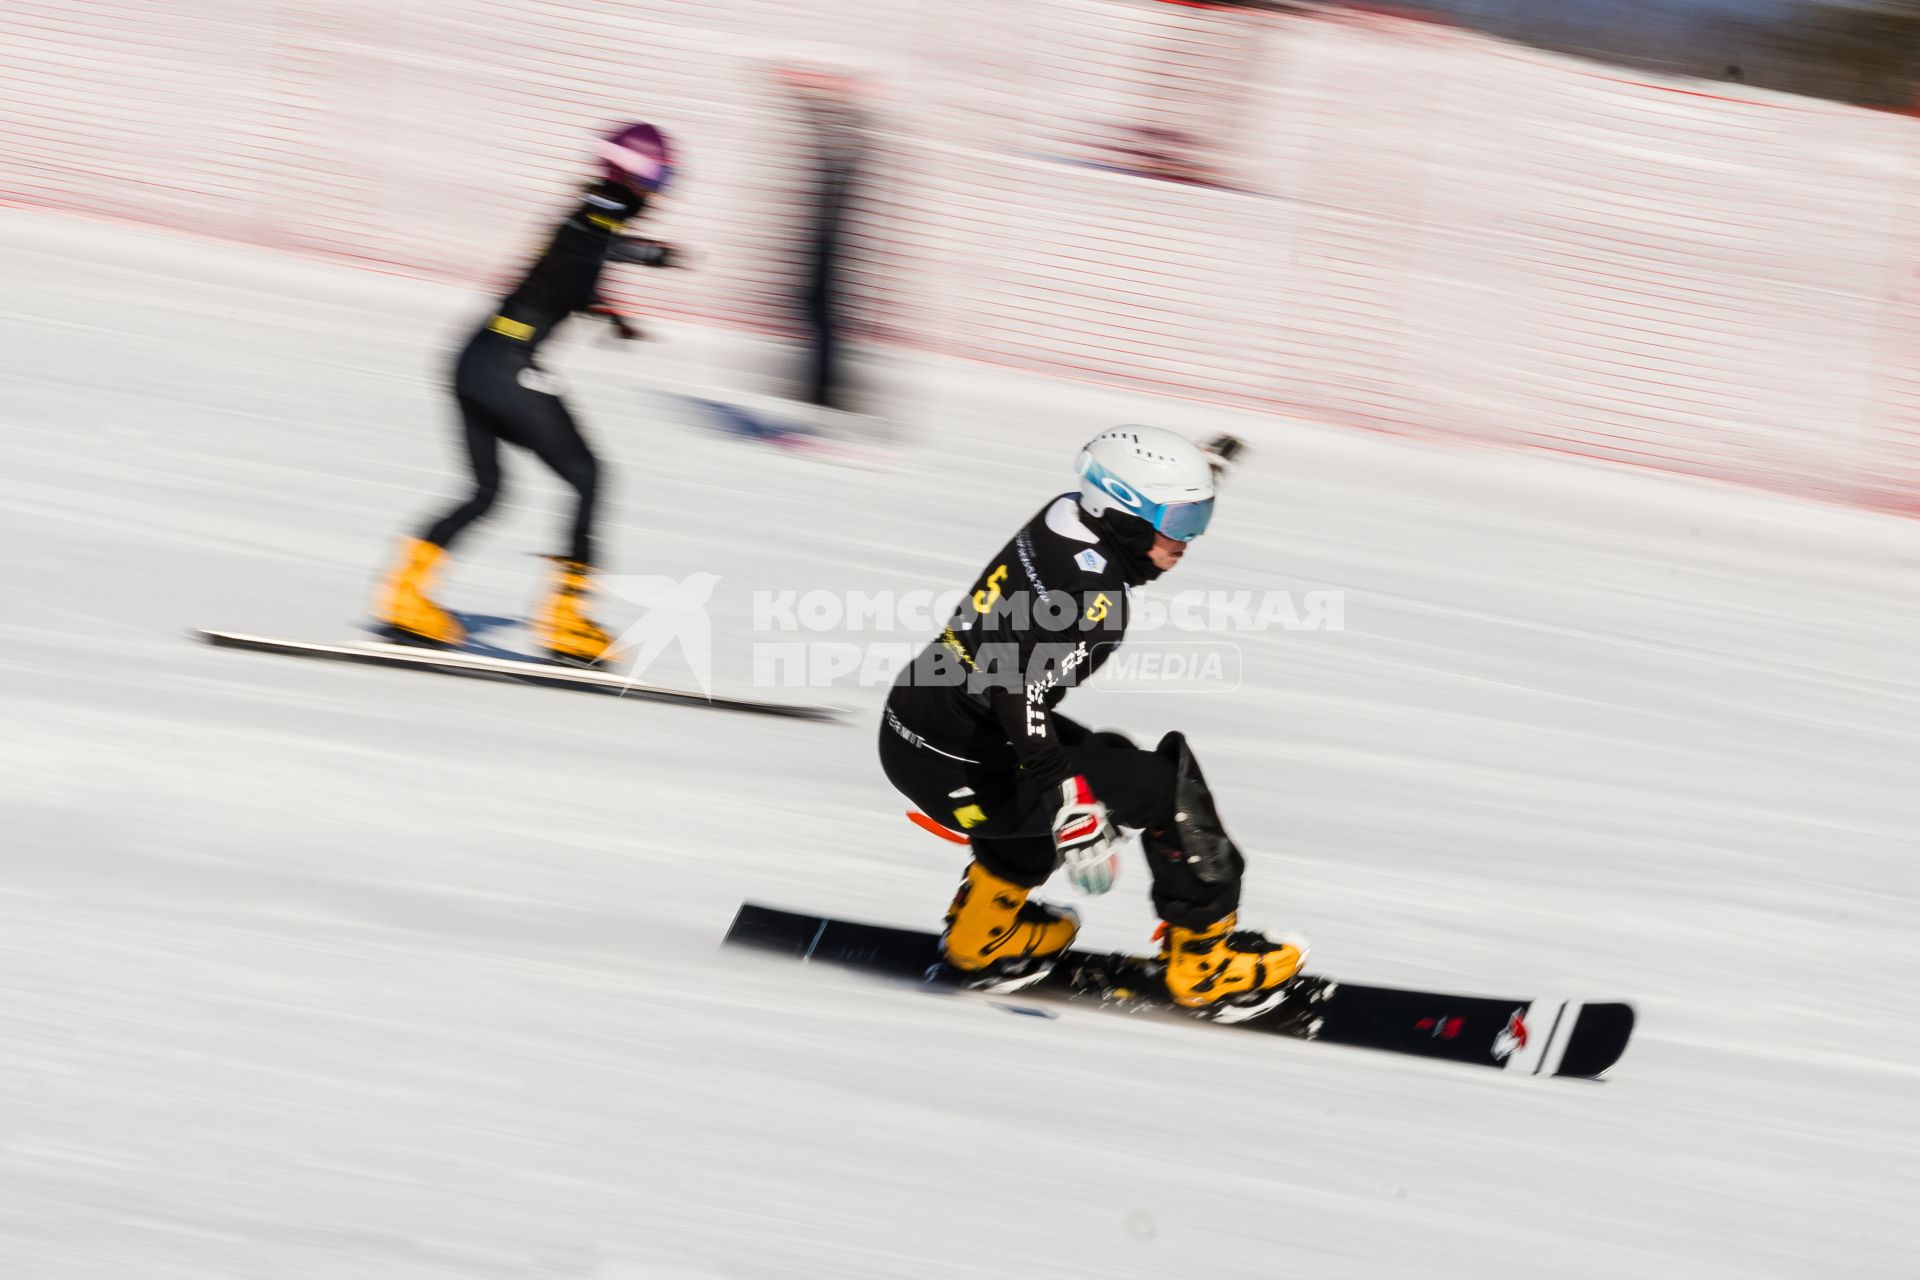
[375,537,464,646]
[1161,914,1304,1020]
[941,861,1079,989]
[535,559,616,666]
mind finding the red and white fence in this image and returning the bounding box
[4,1,1916,514]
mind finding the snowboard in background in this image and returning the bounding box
[195,628,842,721]
[725,904,1634,1079]
[682,395,897,468]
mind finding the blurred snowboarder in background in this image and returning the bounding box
[374,122,680,666]
[878,426,1303,1018]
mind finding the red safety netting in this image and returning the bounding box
[2,0,1916,513]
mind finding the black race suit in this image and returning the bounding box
[880,494,1241,928]
[422,180,671,566]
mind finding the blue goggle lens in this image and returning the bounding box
[1155,498,1213,542]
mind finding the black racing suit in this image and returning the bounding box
[422,180,673,566]
[880,494,1242,928]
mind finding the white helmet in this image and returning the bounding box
[1075,425,1216,541]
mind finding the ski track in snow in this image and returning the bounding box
[0,209,1916,1279]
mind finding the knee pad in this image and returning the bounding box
[1148,732,1244,887]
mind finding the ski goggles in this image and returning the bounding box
[1082,459,1215,541]
[1154,496,1214,541]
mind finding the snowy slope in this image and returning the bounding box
[1,208,1916,1279]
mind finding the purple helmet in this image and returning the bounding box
[599,122,674,194]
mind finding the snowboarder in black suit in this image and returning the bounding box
[375,122,679,666]
[880,426,1303,1016]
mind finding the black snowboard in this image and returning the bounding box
[725,904,1633,1080]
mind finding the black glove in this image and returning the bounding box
[609,236,677,268]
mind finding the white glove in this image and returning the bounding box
[1051,776,1120,896]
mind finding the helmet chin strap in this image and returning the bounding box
[1086,507,1165,585]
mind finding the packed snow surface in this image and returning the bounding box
[1,211,1915,1278]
